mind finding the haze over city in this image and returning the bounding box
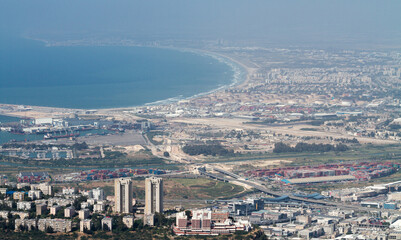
[1,0,401,46]
[1,1,401,240]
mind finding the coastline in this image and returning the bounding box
[189,48,256,89]
[0,40,252,114]
[139,47,250,107]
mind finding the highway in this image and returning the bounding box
[200,167,401,214]
[198,168,229,182]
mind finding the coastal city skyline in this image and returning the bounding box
[1,1,401,240]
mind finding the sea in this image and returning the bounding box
[0,35,242,109]
[0,35,245,144]
[0,114,41,144]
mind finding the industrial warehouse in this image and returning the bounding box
[282,175,357,185]
[246,162,398,185]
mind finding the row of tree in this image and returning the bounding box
[182,144,234,156]
[273,142,349,153]
[334,138,359,144]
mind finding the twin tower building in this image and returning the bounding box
[114,176,163,225]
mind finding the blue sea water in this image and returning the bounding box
[0,115,20,123]
[0,114,43,144]
[0,36,234,109]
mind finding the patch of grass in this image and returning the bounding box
[0,164,75,180]
[206,144,401,167]
[0,150,171,169]
[145,131,168,145]
[169,178,245,199]
[300,128,319,131]
[173,178,211,186]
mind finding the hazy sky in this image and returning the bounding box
[1,0,400,46]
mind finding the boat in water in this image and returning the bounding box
[44,132,80,140]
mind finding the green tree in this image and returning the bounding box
[114,216,128,232]
[45,226,54,233]
[254,229,267,240]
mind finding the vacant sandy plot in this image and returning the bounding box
[172,117,397,145]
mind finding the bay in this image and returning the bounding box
[0,36,234,109]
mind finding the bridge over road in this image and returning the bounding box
[201,167,401,214]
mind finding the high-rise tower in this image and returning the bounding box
[114,178,133,213]
[144,177,163,225]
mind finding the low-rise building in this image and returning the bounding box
[17,201,32,210]
[174,210,251,236]
[80,219,92,232]
[36,204,47,215]
[31,182,53,196]
[80,190,94,199]
[296,215,312,225]
[62,187,77,195]
[13,192,25,201]
[17,183,30,189]
[251,210,288,221]
[212,211,230,223]
[0,177,6,186]
[0,188,7,195]
[94,203,105,213]
[64,207,75,218]
[47,198,73,207]
[81,201,91,209]
[388,192,401,202]
[122,215,135,228]
[102,217,113,232]
[79,209,90,220]
[15,219,37,231]
[92,188,105,201]
[38,219,72,233]
[7,211,29,220]
[28,190,42,200]
[388,230,401,240]
[0,200,13,208]
[0,210,9,219]
[87,198,96,205]
[298,227,324,239]
[50,205,62,215]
